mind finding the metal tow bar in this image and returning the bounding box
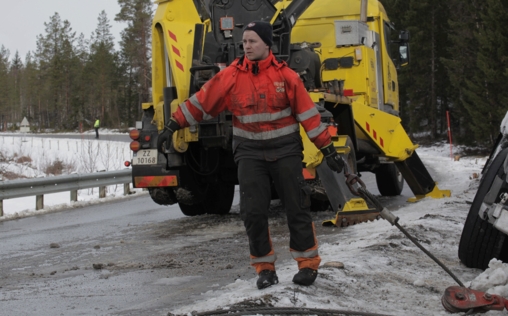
[343,171,508,314]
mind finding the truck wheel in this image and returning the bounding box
[206,183,235,215]
[178,202,206,216]
[375,164,404,196]
[178,183,235,216]
[458,148,508,269]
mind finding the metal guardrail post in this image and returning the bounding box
[124,183,130,195]
[71,190,78,202]
[36,195,44,210]
[99,186,106,198]
[0,200,3,217]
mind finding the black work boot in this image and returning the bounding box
[257,270,279,289]
[292,268,318,286]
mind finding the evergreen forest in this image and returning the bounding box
[0,0,507,147]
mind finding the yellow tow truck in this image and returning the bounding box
[127,0,450,225]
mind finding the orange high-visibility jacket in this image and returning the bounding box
[172,51,331,150]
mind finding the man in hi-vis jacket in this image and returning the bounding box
[161,21,344,289]
[94,118,100,139]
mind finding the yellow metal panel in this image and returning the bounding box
[407,183,452,202]
[183,126,198,142]
[173,130,189,153]
[153,101,165,130]
[351,100,417,160]
[152,0,203,112]
[308,91,323,103]
[299,0,381,20]
[378,10,399,111]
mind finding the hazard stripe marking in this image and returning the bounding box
[168,30,177,42]
[134,176,178,187]
[365,122,384,148]
[176,60,184,72]
[172,45,180,57]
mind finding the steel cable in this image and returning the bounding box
[357,187,465,288]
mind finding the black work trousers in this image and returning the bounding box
[238,156,316,262]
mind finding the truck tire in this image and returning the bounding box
[178,183,235,216]
[375,163,404,196]
[179,202,207,216]
[458,148,508,269]
[206,183,235,215]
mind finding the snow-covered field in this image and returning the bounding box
[1,132,507,315]
[0,131,143,219]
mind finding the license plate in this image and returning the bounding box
[133,149,158,165]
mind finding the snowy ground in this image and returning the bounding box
[171,144,508,316]
[1,131,507,315]
[0,130,144,220]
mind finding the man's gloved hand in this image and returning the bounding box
[159,118,181,151]
[320,143,345,173]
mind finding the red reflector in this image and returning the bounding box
[129,129,140,140]
[134,176,178,187]
[302,168,316,180]
[144,135,151,142]
[130,141,140,152]
[124,161,131,167]
[343,89,354,96]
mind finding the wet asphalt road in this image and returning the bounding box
[0,195,194,315]
[0,177,411,316]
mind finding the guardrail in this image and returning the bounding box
[0,169,132,217]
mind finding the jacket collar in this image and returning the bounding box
[235,51,285,73]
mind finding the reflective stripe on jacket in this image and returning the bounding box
[172,51,331,149]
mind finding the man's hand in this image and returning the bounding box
[159,119,181,152]
[320,143,345,173]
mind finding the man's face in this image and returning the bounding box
[242,30,269,61]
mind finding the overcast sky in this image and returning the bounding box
[0,0,155,60]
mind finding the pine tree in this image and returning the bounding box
[115,0,154,126]
[9,51,23,126]
[400,0,452,140]
[443,0,483,145]
[21,52,39,125]
[461,0,508,145]
[0,46,10,130]
[35,13,80,130]
[84,10,120,127]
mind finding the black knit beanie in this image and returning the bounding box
[243,21,273,47]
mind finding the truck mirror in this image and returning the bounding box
[399,42,410,66]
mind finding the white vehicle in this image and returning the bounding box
[459,111,508,269]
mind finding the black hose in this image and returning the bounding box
[357,187,465,288]
[187,306,393,316]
